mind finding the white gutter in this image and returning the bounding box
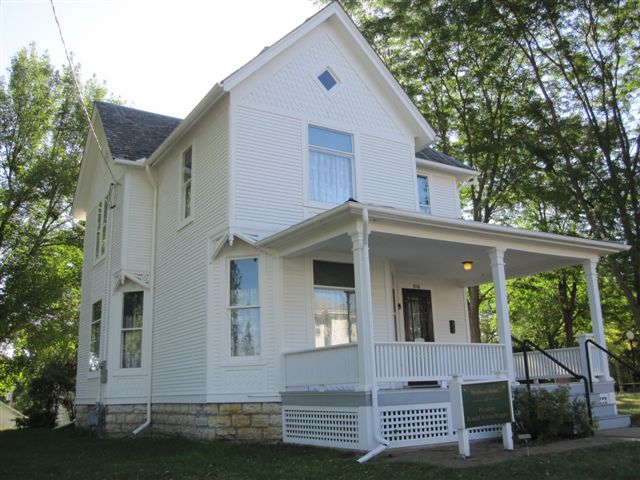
[133,163,157,436]
[357,208,389,463]
[415,157,479,180]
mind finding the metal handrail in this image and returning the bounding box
[512,336,593,426]
[585,339,640,393]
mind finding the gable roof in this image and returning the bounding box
[416,147,475,171]
[95,102,182,161]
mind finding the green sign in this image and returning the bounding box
[461,381,513,428]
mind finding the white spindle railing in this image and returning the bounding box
[284,344,359,388]
[375,342,507,382]
[514,347,585,380]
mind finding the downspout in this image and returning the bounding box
[357,208,390,463]
[133,163,157,435]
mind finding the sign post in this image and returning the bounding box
[450,374,514,457]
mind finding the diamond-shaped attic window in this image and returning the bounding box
[318,70,337,91]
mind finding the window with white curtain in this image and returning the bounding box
[308,126,354,204]
[313,260,357,348]
[89,300,102,371]
[417,175,431,214]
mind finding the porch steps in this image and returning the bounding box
[596,414,631,430]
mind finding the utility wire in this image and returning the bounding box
[49,0,118,185]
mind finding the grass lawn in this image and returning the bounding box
[617,391,640,425]
[1,428,639,480]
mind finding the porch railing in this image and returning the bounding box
[513,345,605,381]
[375,342,507,383]
[284,344,359,388]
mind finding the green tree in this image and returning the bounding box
[0,45,107,421]
[492,0,640,329]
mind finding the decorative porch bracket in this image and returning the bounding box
[488,248,516,382]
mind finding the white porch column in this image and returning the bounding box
[350,226,375,392]
[583,259,612,380]
[489,248,516,382]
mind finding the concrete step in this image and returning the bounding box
[592,403,617,418]
[596,414,631,431]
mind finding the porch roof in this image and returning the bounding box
[257,202,629,286]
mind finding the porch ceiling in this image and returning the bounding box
[290,231,585,286]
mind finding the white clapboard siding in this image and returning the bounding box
[432,285,469,342]
[152,102,229,400]
[360,135,415,211]
[282,257,309,351]
[428,173,460,218]
[234,106,304,230]
[124,170,153,272]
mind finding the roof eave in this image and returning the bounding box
[415,157,479,180]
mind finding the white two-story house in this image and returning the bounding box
[72,2,629,454]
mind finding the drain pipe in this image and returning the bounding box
[357,208,389,463]
[133,163,157,436]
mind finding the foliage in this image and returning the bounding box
[617,392,640,426]
[0,45,108,421]
[513,386,594,441]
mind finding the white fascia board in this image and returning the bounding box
[146,84,225,167]
[114,158,146,168]
[257,201,629,257]
[221,2,436,147]
[416,158,479,181]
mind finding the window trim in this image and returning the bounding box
[314,66,341,95]
[120,291,144,370]
[178,145,194,228]
[94,195,109,262]
[306,124,356,208]
[89,299,102,373]
[226,256,262,363]
[417,174,431,214]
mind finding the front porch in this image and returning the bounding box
[256,202,629,453]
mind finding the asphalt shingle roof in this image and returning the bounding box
[416,146,475,171]
[95,102,182,161]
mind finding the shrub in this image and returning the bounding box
[512,386,594,441]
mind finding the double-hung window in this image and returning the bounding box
[181,146,192,221]
[89,300,102,371]
[313,260,357,347]
[417,175,431,214]
[229,258,260,357]
[308,126,354,204]
[121,291,143,368]
[95,195,108,259]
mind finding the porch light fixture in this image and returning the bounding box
[462,261,474,271]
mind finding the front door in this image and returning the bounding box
[402,289,434,342]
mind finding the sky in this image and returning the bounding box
[1,0,320,118]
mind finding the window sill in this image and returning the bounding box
[220,358,266,368]
[111,368,146,377]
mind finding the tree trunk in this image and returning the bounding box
[467,286,481,342]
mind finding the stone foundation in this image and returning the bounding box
[75,402,282,442]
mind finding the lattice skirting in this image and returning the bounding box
[282,406,361,449]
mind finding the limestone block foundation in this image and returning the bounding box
[75,402,282,442]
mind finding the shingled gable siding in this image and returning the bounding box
[232,29,416,231]
[152,101,229,402]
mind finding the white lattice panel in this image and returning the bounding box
[283,407,360,448]
[465,424,502,440]
[380,403,454,447]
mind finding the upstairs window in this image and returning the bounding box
[417,175,431,214]
[89,300,102,372]
[181,146,192,221]
[121,291,144,368]
[229,258,260,357]
[95,195,109,259]
[313,260,357,348]
[309,126,354,204]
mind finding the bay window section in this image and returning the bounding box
[89,300,102,371]
[308,126,354,204]
[313,260,357,347]
[121,291,143,368]
[229,258,260,357]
